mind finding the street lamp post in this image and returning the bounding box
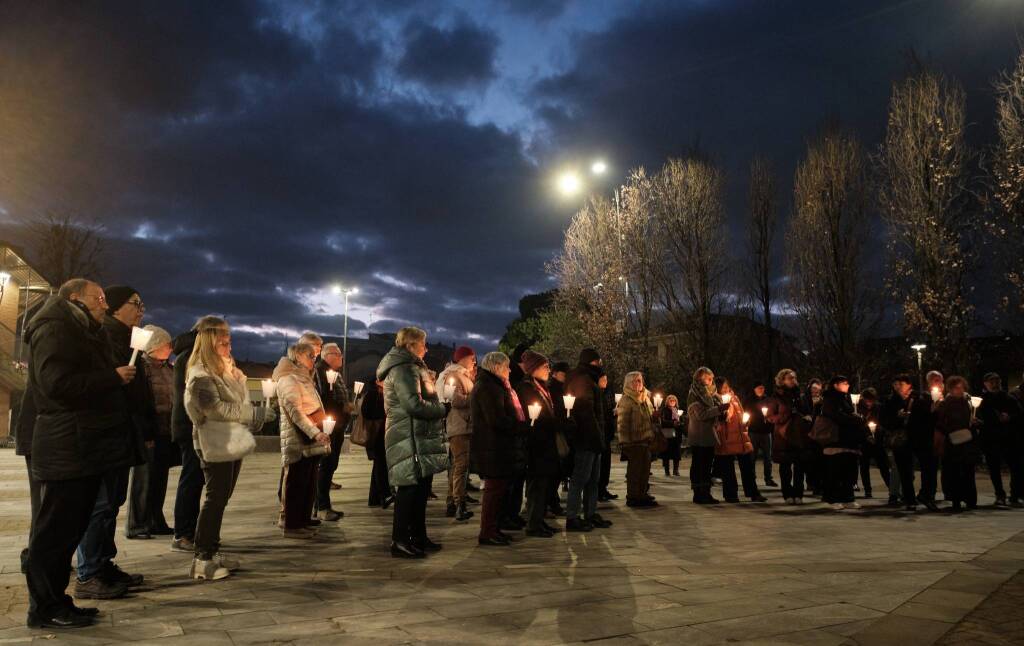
[332,285,359,383]
[911,343,927,391]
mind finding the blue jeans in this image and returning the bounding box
[567,450,600,520]
[77,467,129,581]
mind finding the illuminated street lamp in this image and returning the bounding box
[332,284,359,382]
[911,343,927,391]
[591,159,607,175]
[556,171,582,196]
[0,271,9,303]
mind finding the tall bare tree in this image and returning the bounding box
[26,212,106,286]
[992,47,1024,321]
[877,69,974,372]
[788,128,880,378]
[746,156,778,380]
[650,156,729,367]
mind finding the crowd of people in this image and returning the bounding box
[13,278,1024,629]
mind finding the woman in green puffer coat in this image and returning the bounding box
[375,327,448,559]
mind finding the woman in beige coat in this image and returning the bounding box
[274,342,331,538]
[617,371,657,507]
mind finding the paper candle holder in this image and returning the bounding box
[128,326,154,367]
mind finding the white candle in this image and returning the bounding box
[325,369,338,390]
[353,381,365,396]
[761,406,769,417]
[128,326,154,367]
[851,393,861,406]
[322,416,336,435]
[261,379,276,402]
[443,378,455,402]
[742,412,750,425]
[528,403,541,426]
[868,421,877,434]
[721,393,732,405]
[614,393,622,404]
[563,394,576,418]
[931,387,941,402]
[970,396,982,409]
[652,393,663,409]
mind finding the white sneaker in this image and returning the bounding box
[831,503,846,511]
[847,502,861,510]
[785,497,795,504]
[215,553,241,570]
[190,558,230,581]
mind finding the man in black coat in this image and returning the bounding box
[313,342,354,521]
[563,348,609,531]
[978,373,1024,507]
[73,286,150,599]
[23,279,137,628]
[880,374,938,511]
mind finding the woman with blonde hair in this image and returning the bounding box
[618,371,657,507]
[688,367,728,504]
[185,321,275,580]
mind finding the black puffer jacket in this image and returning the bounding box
[470,368,527,479]
[171,330,197,444]
[516,377,562,477]
[25,296,136,481]
[820,388,865,450]
[104,316,155,448]
[565,364,606,453]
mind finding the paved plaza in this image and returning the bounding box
[0,448,1022,645]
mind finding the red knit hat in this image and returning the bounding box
[452,346,475,363]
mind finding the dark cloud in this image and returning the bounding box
[499,0,570,21]
[396,18,500,88]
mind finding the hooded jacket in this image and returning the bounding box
[24,296,136,480]
[376,347,448,487]
[274,356,327,465]
[171,330,198,444]
[436,362,474,438]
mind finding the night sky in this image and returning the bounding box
[2,0,1023,360]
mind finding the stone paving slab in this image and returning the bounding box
[0,449,1021,644]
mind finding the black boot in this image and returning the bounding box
[445,502,457,518]
[455,502,474,521]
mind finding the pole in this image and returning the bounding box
[916,349,924,392]
[342,290,350,384]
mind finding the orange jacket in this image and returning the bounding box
[716,397,752,456]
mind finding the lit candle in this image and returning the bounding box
[128,326,155,367]
[261,379,276,403]
[353,381,365,396]
[931,387,941,402]
[721,393,732,405]
[325,369,338,390]
[563,394,576,418]
[443,378,455,402]
[970,396,982,410]
[742,412,750,425]
[614,393,622,405]
[652,393,663,409]
[322,416,336,435]
[761,406,769,417]
[868,421,877,434]
[528,402,541,426]
[851,393,860,406]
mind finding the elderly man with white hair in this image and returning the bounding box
[313,342,354,521]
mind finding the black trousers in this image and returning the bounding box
[25,475,102,616]
[893,445,937,505]
[690,446,715,497]
[983,437,1023,501]
[127,437,175,536]
[942,456,978,506]
[824,453,858,504]
[778,461,805,499]
[736,453,761,498]
[316,431,343,513]
[368,431,390,506]
[173,440,205,541]
[858,442,891,495]
[599,442,612,492]
[525,475,550,531]
[194,460,241,560]
[20,457,42,572]
[391,475,431,543]
[501,475,525,522]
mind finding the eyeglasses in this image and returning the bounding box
[126,299,146,311]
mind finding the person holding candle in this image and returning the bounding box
[618,371,658,507]
[377,327,449,558]
[312,342,354,522]
[880,374,938,512]
[546,361,572,517]
[801,378,825,498]
[22,279,140,627]
[977,373,1023,507]
[73,285,152,599]
[126,325,177,541]
[435,346,477,522]
[934,376,981,512]
[564,349,609,530]
[275,343,332,538]
[767,369,811,504]
[748,382,777,487]
[818,376,866,511]
[855,389,891,502]
[362,379,392,508]
[687,367,727,505]
[658,394,684,476]
[185,319,275,579]
[515,351,566,536]
[713,378,764,503]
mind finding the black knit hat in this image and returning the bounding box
[578,348,601,366]
[551,361,570,374]
[104,285,139,314]
[521,350,549,377]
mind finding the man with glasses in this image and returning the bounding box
[23,279,138,628]
[313,342,354,521]
[74,286,153,600]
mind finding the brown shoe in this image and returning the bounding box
[73,577,129,600]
